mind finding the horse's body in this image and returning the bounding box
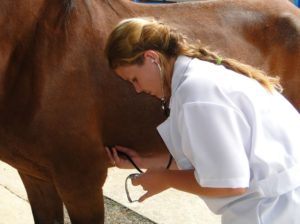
[0,0,299,223]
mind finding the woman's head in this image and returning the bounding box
[105,17,180,99]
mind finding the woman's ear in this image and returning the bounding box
[144,50,158,64]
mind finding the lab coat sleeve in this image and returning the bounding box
[181,102,251,188]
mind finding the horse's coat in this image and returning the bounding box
[0,0,299,223]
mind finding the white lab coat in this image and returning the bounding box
[157,56,300,224]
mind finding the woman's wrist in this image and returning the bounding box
[141,153,174,169]
[138,156,154,169]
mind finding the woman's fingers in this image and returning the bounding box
[104,146,122,167]
[105,147,115,166]
[138,191,152,202]
[130,174,157,202]
[112,147,122,165]
[105,146,134,169]
[105,145,143,169]
[131,173,142,186]
[115,145,138,157]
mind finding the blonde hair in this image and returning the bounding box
[105,17,282,93]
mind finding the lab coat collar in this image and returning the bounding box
[171,55,193,96]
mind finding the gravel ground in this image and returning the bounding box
[104,197,156,224]
[63,196,156,224]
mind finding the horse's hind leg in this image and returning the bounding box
[19,172,64,224]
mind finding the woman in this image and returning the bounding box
[104,17,300,223]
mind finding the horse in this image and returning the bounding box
[0,0,299,223]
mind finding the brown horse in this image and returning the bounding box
[0,0,299,223]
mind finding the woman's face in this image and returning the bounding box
[115,56,163,99]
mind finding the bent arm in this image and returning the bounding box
[143,152,178,170]
[134,168,247,202]
[163,169,246,197]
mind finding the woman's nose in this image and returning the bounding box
[133,83,142,93]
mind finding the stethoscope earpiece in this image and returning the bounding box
[150,57,166,113]
[152,59,161,72]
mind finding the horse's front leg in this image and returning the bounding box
[19,171,64,224]
[53,143,108,224]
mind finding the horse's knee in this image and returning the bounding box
[52,150,108,224]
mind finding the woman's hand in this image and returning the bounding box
[105,145,143,169]
[131,169,170,202]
